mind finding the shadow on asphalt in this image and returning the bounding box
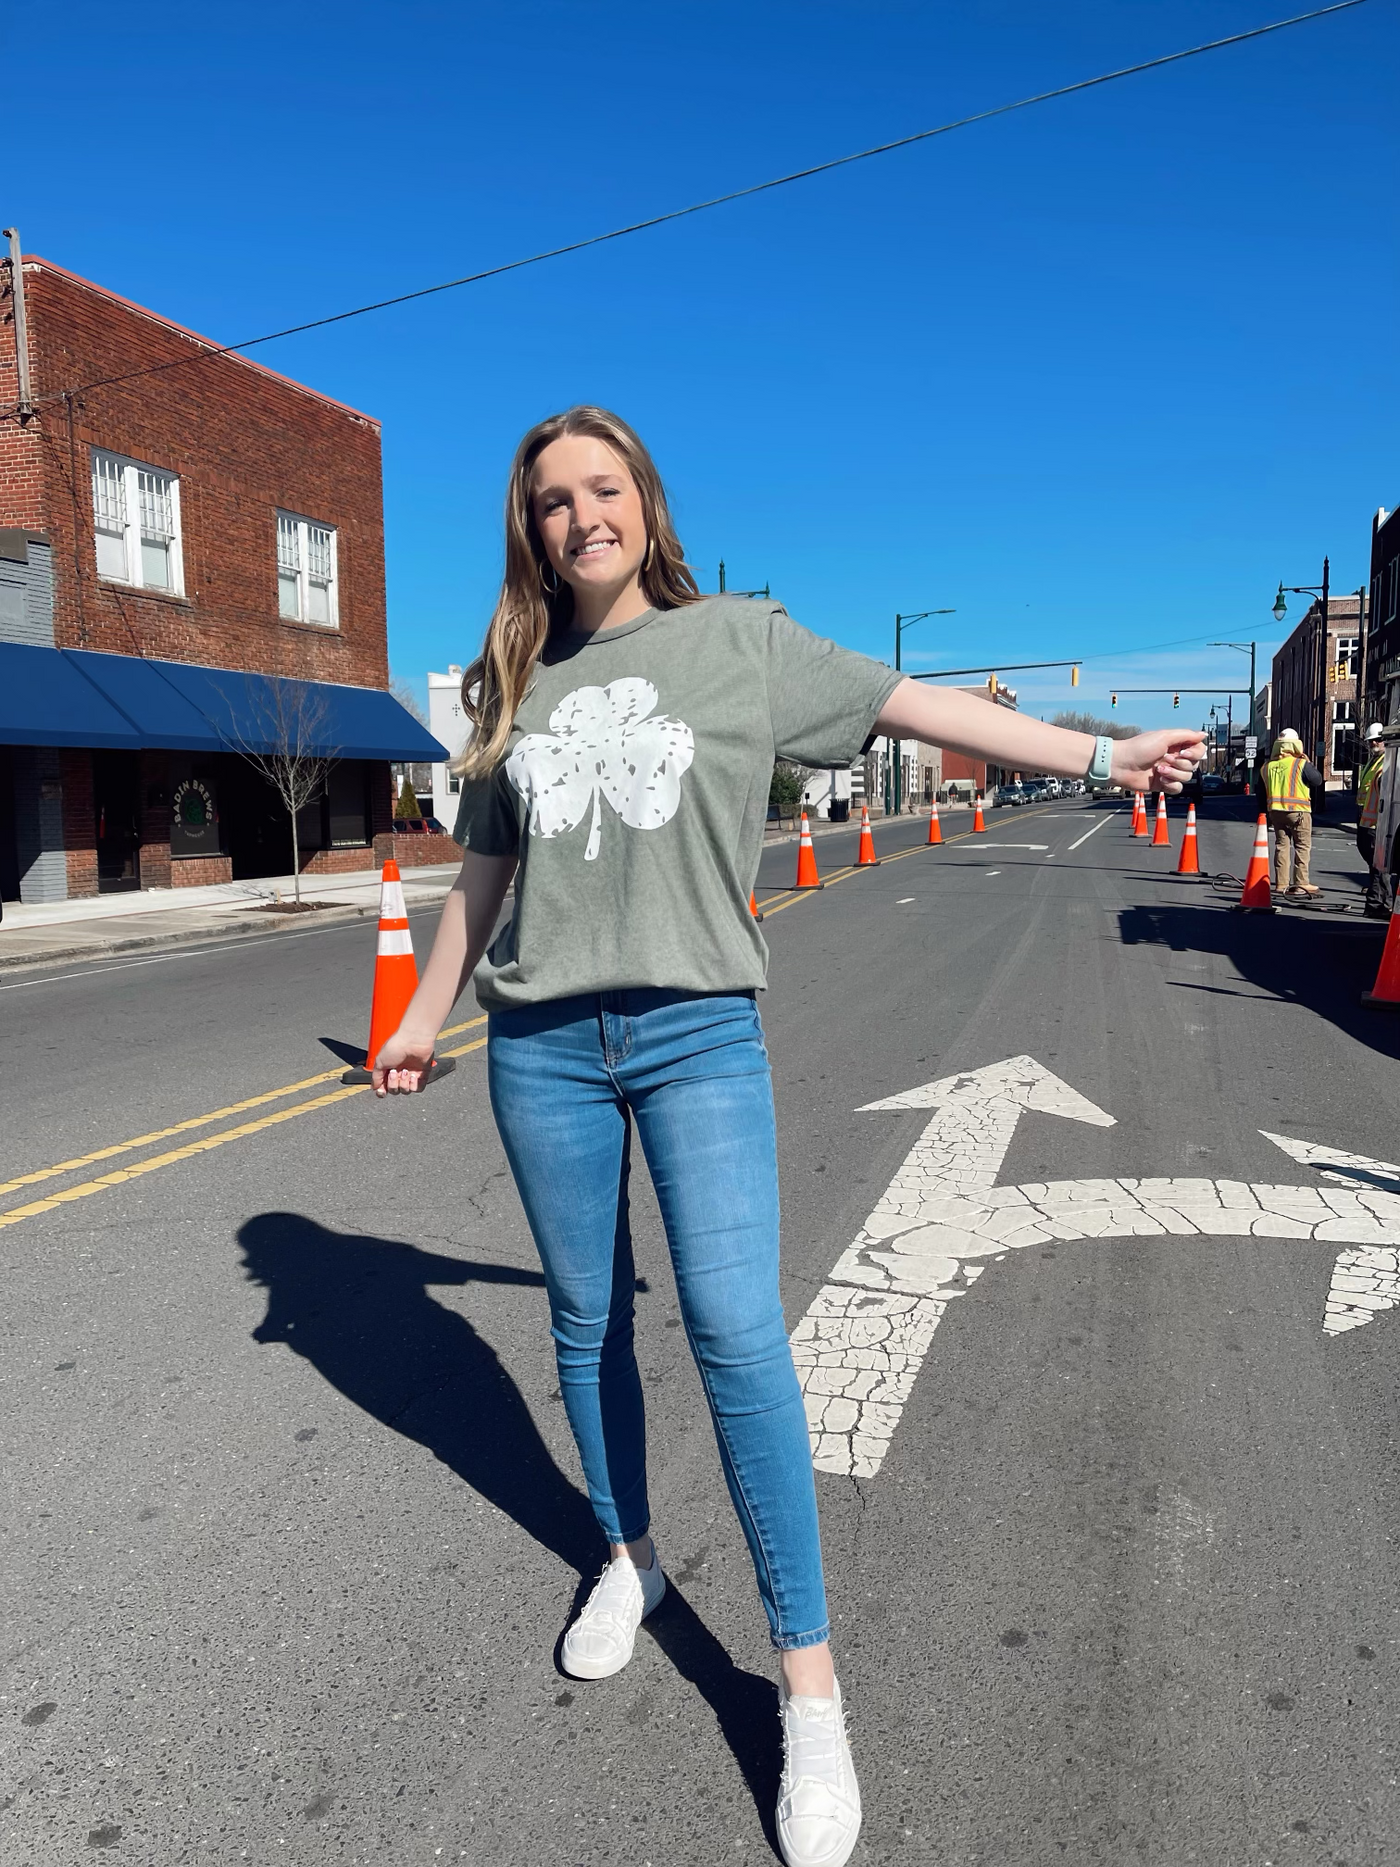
[1117,900,1399,1062]
[316,1035,366,1067]
[237,1213,779,1835]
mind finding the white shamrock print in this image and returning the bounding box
[506,677,695,861]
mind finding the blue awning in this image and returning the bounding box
[0,644,446,763]
[148,660,446,762]
[63,649,227,751]
[0,643,144,748]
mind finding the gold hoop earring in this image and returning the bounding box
[538,558,560,595]
[643,538,656,574]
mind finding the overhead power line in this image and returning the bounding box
[1,0,1369,420]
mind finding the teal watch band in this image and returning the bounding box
[1087,735,1114,783]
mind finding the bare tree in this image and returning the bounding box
[390,677,427,724]
[1052,709,1141,740]
[218,678,340,905]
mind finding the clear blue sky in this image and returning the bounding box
[6,1,1396,731]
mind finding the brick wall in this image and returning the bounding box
[303,845,378,875]
[371,832,463,868]
[0,263,45,530]
[139,749,172,887]
[9,258,388,689]
[59,749,97,896]
[172,856,233,887]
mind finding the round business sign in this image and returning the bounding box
[172,779,216,838]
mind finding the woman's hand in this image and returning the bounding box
[1110,729,1205,795]
[372,1025,438,1097]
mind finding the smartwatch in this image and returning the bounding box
[1086,735,1114,784]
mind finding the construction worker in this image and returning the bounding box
[1357,722,1392,920]
[1255,728,1325,897]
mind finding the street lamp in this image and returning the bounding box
[891,608,955,814]
[1208,640,1258,744]
[1270,558,1330,768]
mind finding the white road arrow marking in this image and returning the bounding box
[792,1059,1400,1480]
[1260,1132,1400,1337]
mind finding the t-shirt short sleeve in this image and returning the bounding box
[764,606,904,767]
[451,767,520,857]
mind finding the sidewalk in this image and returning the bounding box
[0,863,461,973]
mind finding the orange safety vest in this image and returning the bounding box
[1265,755,1311,811]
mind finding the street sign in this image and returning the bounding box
[791,1057,1400,1479]
[1245,735,1258,763]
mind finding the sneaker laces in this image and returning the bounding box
[575,1557,643,1639]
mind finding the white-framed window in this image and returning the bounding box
[276,510,338,627]
[1333,699,1356,773]
[91,448,183,594]
[1335,636,1359,679]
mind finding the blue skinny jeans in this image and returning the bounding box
[487,988,829,1651]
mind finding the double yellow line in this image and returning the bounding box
[3,804,1070,1235]
[0,1015,490,1234]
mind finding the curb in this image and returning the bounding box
[0,888,459,977]
[0,901,377,975]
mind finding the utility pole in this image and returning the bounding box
[1317,555,1330,772]
[2,228,35,422]
[1356,585,1369,735]
[892,608,955,814]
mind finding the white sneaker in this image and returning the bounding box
[561,1547,666,1680]
[776,1679,862,1867]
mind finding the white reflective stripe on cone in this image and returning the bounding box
[377,928,414,957]
[380,880,407,919]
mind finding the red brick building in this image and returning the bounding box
[1268,591,1363,789]
[0,245,442,902]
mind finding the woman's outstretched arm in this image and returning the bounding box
[371,849,517,1095]
[875,680,1205,794]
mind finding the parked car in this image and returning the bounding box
[392,815,451,836]
[1021,780,1049,803]
[993,783,1026,807]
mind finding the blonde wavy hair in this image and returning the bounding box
[456,406,700,778]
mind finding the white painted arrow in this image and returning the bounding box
[791,1058,1400,1480]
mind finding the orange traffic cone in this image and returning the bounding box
[1151,792,1170,847]
[749,889,762,920]
[341,860,456,1084]
[972,795,986,833]
[1235,815,1274,912]
[1132,793,1148,836]
[856,803,879,866]
[794,810,823,889]
[1361,906,1400,1009]
[926,800,943,846]
[1176,803,1201,875]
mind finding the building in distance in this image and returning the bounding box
[1268,591,1363,789]
[0,245,443,906]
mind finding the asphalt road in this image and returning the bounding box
[4,796,1399,1866]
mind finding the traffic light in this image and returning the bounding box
[1173,693,1180,709]
[1111,693,1118,708]
[988,673,999,697]
[1071,665,1080,687]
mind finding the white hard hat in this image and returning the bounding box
[1365,721,1384,740]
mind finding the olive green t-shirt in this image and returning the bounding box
[452,596,902,1010]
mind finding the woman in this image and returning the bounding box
[373,406,1203,1867]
